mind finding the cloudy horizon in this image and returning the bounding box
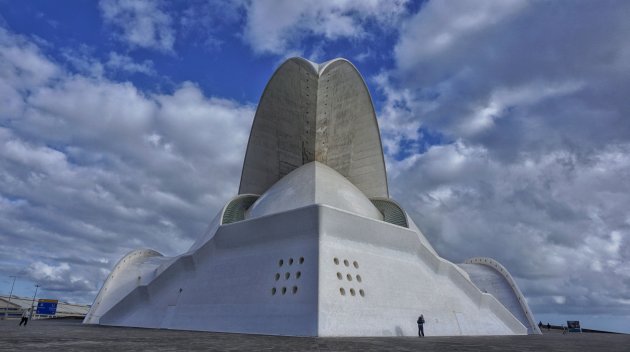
[1,0,629,333]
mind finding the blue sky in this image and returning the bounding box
[1,0,630,333]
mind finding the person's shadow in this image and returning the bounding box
[395,326,404,336]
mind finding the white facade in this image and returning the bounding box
[84,58,539,336]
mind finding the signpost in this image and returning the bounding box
[36,299,58,316]
[3,276,17,320]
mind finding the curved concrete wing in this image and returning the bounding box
[239,58,318,196]
[315,59,388,198]
[84,249,164,324]
[458,257,542,334]
[239,58,388,198]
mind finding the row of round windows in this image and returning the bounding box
[279,257,304,267]
[272,286,298,295]
[340,287,365,297]
[333,257,359,269]
[337,272,361,282]
[275,271,302,281]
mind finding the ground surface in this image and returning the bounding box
[1,319,628,351]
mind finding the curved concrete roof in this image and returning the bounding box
[84,248,164,324]
[239,57,388,198]
[461,257,542,335]
[247,161,383,221]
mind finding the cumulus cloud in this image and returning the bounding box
[99,0,175,52]
[241,0,409,55]
[0,27,254,302]
[26,261,94,293]
[61,46,156,79]
[395,0,527,71]
[178,0,242,51]
[106,52,155,75]
[380,0,630,319]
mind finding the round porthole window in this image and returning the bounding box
[346,274,352,281]
[343,259,349,267]
[350,288,356,296]
[282,287,287,295]
[275,273,280,281]
[334,258,339,265]
[279,259,284,267]
[340,288,346,296]
[289,258,294,265]
[353,261,359,269]
[356,275,362,282]
[296,271,302,279]
[292,286,298,294]
[337,272,343,280]
[271,288,277,295]
[359,289,365,297]
[285,272,290,280]
[299,257,304,264]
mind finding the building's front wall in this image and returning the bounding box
[98,206,321,336]
[317,206,525,336]
[90,204,525,336]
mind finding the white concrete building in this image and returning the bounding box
[84,58,541,336]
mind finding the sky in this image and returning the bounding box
[0,0,629,333]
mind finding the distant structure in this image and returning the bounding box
[1,295,89,319]
[84,58,541,336]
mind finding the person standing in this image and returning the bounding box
[19,308,30,326]
[417,314,425,337]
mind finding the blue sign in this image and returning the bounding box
[36,299,58,315]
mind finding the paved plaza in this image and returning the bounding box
[1,319,628,351]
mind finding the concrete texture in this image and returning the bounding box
[2,319,627,352]
[459,258,542,334]
[239,57,388,198]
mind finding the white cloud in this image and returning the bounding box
[552,296,566,305]
[0,27,59,88]
[60,46,155,77]
[0,27,254,302]
[242,0,409,55]
[378,0,630,320]
[106,52,155,75]
[26,261,94,293]
[395,0,527,71]
[457,80,583,136]
[28,261,70,283]
[99,0,175,52]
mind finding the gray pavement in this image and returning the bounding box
[1,319,628,351]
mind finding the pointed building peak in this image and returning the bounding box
[239,57,388,198]
[285,57,361,76]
